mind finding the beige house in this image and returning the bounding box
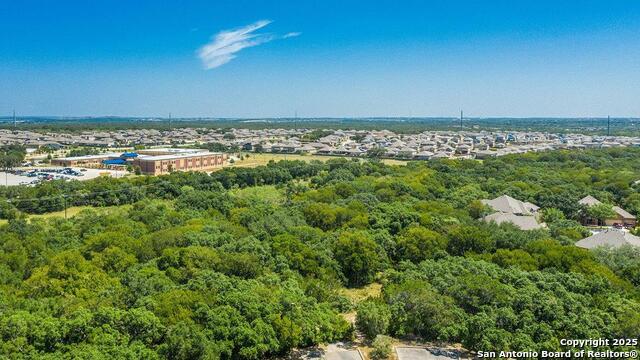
[481,195,539,216]
[578,195,636,227]
[481,195,545,231]
[575,229,640,249]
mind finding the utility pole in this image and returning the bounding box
[169,112,172,130]
[607,115,610,136]
[13,109,16,129]
[460,110,463,130]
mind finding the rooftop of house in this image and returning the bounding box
[579,195,635,219]
[481,195,538,215]
[613,206,635,219]
[483,212,545,231]
[575,229,640,249]
[578,195,602,206]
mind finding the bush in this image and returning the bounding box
[0,201,19,220]
[370,335,393,360]
[356,300,391,339]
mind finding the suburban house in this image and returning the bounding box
[481,195,539,215]
[483,212,544,231]
[575,229,640,249]
[481,195,545,230]
[578,195,636,227]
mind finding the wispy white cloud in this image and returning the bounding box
[197,20,299,70]
[283,32,301,39]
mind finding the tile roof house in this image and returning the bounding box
[575,229,640,249]
[481,195,537,215]
[483,212,545,231]
[481,195,545,230]
[523,202,540,213]
[578,196,636,227]
[578,195,601,207]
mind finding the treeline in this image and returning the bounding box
[3,117,639,136]
[357,256,638,352]
[0,158,394,217]
[0,148,639,358]
[0,145,26,170]
[0,160,330,216]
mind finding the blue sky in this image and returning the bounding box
[1,0,640,118]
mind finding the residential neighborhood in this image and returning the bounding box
[1,127,640,161]
[481,193,640,252]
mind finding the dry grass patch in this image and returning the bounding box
[226,153,407,168]
[340,282,383,304]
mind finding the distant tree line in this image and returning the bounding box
[0,145,26,171]
[3,117,639,136]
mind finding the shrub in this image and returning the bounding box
[356,299,391,339]
[370,335,393,360]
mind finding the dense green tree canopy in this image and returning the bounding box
[0,148,639,357]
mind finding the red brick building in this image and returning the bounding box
[133,152,227,175]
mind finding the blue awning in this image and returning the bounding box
[102,159,128,165]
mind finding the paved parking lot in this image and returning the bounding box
[324,344,362,360]
[396,347,456,360]
[325,351,361,360]
[0,167,121,186]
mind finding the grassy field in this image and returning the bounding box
[25,204,133,222]
[0,205,125,225]
[225,153,407,168]
[32,205,132,220]
[29,205,95,220]
[340,282,383,304]
[231,185,284,204]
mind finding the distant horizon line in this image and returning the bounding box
[0,115,639,121]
